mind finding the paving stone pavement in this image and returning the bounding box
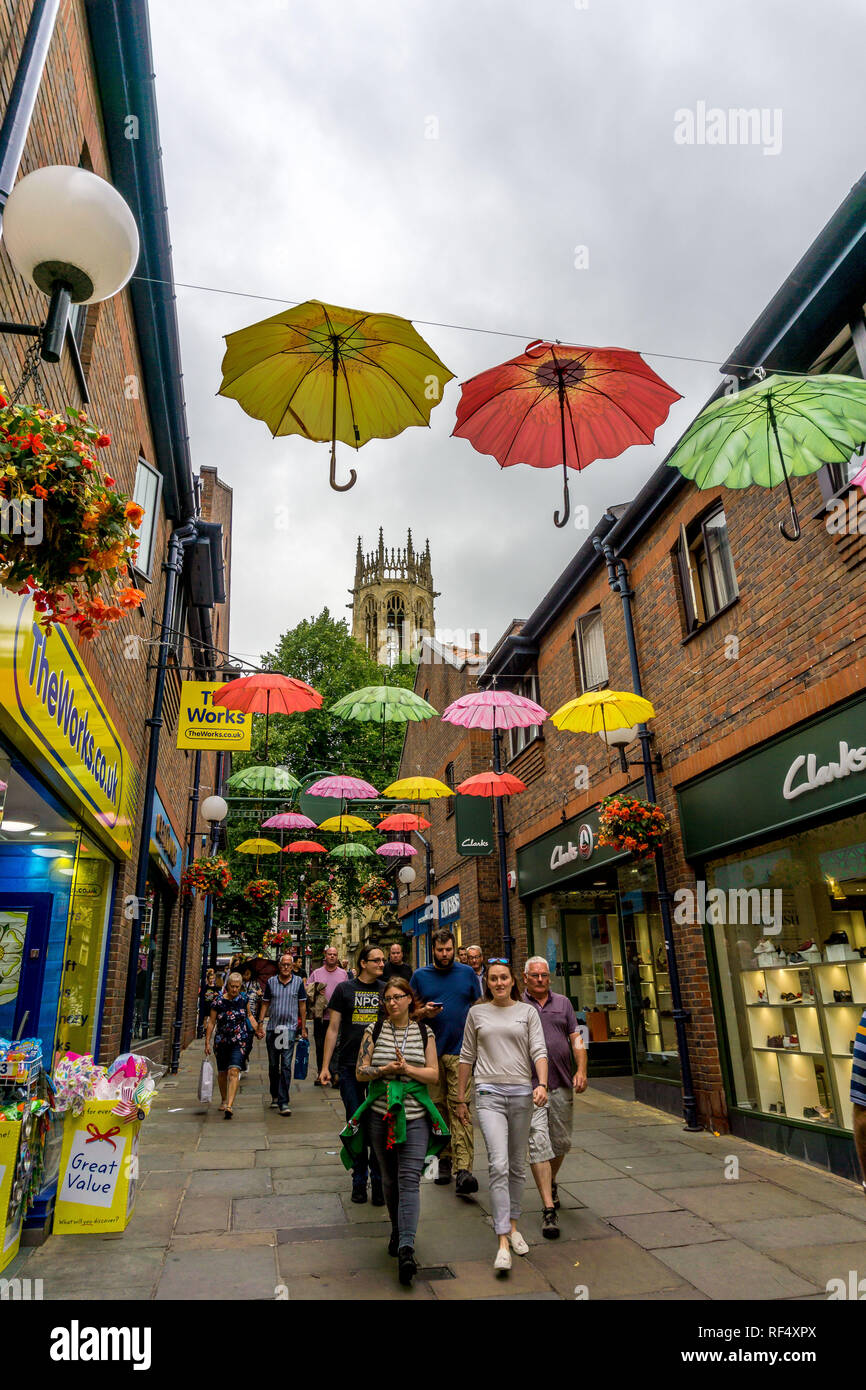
[8,1040,866,1300]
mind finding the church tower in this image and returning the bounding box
[348,528,438,665]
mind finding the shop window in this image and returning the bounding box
[676,503,739,634]
[707,809,866,1133]
[809,315,866,500]
[507,674,542,760]
[132,458,163,581]
[575,610,608,692]
[445,761,455,817]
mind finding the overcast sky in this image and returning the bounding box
[148,0,866,666]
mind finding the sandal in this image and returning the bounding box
[224,1108,233,1120]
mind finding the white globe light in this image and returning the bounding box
[597,724,637,748]
[398,866,416,885]
[3,165,139,303]
[201,795,228,824]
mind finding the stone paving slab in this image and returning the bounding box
[426,1257,554,1300]
[608,1210,724,1248]
[270,1170,355,1195]
[183,1150,257,1169]
[563,1131,669,1159]
[659,1182,823,1223]
[169,1230,277,1252]
[763,1240,866,1289]
[637,1167,764,1190]
[560,1178,679,1217]
[233,1192,346,1228]
[156,1246,279,1300]
[654,1239,821,1300]
[174,1195,231,1234]
[605,1149,724,1175]
[717,1213,866,1251]
[278,1269,437,1299]
[529,1235,687,1299]
[277,1235,394,1276]
[186,1167,273,1197]
[196,1130,269,1150]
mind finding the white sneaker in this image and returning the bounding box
[494,1246,512,1271]
[509,1229,529,1256]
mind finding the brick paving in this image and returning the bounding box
[9,1041,866,1300]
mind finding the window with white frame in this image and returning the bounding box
[676,503,739,633]
[132,458,162,581]
[576,609,608,692]
[506,675,542,760]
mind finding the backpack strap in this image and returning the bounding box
[371,1015,385,1046]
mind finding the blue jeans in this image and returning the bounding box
[266,1028,297,1107]
[340,1072,381,1185]
[369,1112,429,1248]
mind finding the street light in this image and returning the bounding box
[2,165,138,361]
[597,724,661,775]
[201,795,228,826]
[397,865,416,885]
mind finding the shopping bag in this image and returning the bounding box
[198,1056,214,1104]
[293,1037,310,1081]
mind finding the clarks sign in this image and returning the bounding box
[782,742,866,801]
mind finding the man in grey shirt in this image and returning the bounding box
[258,951,307,1115]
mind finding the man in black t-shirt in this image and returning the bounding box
[382,941,412,983]
[320,943,385,1205]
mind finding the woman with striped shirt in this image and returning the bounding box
[355,976,442,1284]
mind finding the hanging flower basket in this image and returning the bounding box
[264,927,291,949]
[0,394,145,636]
[305,879,333,914]
[359,875,393,909]
[181,856,232,900]
[245,877,280,907]
[597,794,670,860]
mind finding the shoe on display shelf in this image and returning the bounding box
[833,989,853,1003]
[766,1035,784,1048]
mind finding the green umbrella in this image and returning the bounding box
[330,685,438,754]
[328,842,373,860]
[226,765,302,793]
[666,373,866,541]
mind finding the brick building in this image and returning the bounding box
[0,0,232,1074]
[476,172,866,1180]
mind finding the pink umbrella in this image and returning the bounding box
[262,811,318,830]
[441,689,548,731]
[376,841,417,857]
[307,775,379,798]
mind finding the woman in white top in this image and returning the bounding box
[356,975,440,1285]
[457,960,549,1272]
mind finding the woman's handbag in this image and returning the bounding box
[198,1056,214,1104]
[293,1036,310,1080]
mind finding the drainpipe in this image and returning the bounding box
[121,520,198,1053]
[491,728,514,962]
[593,534,702,1132]
[0,0,60,226]
[202,750,224,976]
[170,749,201,1073]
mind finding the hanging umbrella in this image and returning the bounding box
[377,813,431,832]
[550,689,656,735]
[329,842,374,860]
[307,775,379,799]
[317,814,375,833]
[236,838,282,854]
[453,339,680,528]
[330,686,438,752]
[665,373,866,542]
[211,674,322,758]
[376,841,417,857]
[457,771,526,796]
[227,764,302,793]
[382,776,453,799]
[442,689,548,731]
[262,811,317,830]
[218,299,455,492]
[285,840,327,853]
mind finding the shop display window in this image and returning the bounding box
[708,810,866,1130]
[617,860,681,1078]
[56,835,114,1058]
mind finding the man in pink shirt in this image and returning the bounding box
[307,946,349,1086]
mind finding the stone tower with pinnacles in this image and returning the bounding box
[348,528,438,665]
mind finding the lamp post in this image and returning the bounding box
[170,791,227,1073]
[0,0,60,227]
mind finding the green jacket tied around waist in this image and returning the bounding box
[339,1078,450,1171]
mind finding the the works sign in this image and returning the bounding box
[678,693,866,860]
[177,681,252,750]
[0,593,137,855]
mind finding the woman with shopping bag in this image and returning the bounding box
[204,972,259,1118]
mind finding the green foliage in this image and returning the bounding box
[212,886,272,955]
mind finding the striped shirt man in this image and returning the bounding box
[262,971,307,1033]
[851,1008,866,1109]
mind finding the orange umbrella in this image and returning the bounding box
[285,840,327,853]
[377,812,431,831]
[210,672,322,757]
[457,771,526,796]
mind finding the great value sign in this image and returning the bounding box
[0,592,137,855]
[176,681,252,750]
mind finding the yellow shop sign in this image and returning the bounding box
[0,592,138,855]
[177,680,252,750]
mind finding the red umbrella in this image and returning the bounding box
[457,771,526,796]
[377,812,431,831]
[285,840,327,853]
[210,673,322,757]
[453,340,680,528]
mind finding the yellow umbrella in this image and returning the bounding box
[236,838,282,854]
[550,689,656,735]
[382,776,453,800]
[218,300,455,492]
[317,815,375,833]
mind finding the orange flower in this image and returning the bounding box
[124,501,145,527]
[32,484,48,499]
[95,434,111,448]
[103,475,115,487]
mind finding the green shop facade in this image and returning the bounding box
[517,781,682,1096]
[678,691,866,1181]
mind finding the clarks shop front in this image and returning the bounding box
[679,692,866,1180]
[0,591,137,1065]
[518,786,682,1094]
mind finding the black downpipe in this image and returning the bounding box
[594,536,702,1132]
[0,0,60,222]
[120,521,197,1053]
[492,728,514,962]
[170,749,201,1073]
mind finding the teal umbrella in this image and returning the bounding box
[328,842,373,860]
[226,765,301,793]
[666,373,866,541]
[330,685,438,754]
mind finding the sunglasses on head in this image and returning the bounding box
[487,958,510,966]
